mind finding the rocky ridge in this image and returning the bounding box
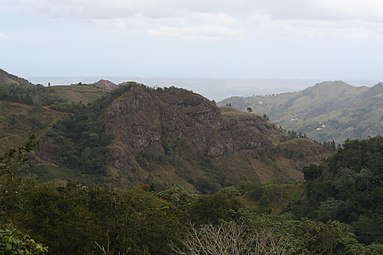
[93,85,331,191]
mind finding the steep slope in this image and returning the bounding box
[0,101,64,152]
[0,70,115,152]
[0,70,65,152]
[0,68,32,86]
[219,81,381,143]
[37,84,332,192]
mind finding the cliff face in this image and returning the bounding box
[106,86,280,152]
[100,85,329,191]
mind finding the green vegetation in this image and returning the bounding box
[294,136,383,244]
[0,136,381,254]
[0,82,65,106]
[219,81,383,143]
[1,70,331,190]
[0,135,35,179]
[0,177,381,255]
[0,70,382,254]
[0,224,48,255]
[38,83,143,176]
[49,84,109,104]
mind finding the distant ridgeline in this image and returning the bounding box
[219,80,383,144]
[0,69,332,192]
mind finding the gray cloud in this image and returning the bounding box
[18,0,383,21]
[15,0,383,39]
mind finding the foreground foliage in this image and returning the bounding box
[0,178,381,255]
[297,136,383,244]
[0,224,47,255]
[0,137,382,254]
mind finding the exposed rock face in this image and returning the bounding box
[102,84,329,191]
[106,86,277,166]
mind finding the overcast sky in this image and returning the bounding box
[1,0,383,81]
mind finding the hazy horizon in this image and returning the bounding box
[25,75,380,101]
[1,1,383,83]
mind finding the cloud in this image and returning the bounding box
[252,14,383,39]
[95,12,242,40]
[0,33,12,40]
[15,0,383,39]
[312,0,383,22]
[17,0,383,21]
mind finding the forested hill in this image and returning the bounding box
[219,81,383,143]
[297,136,383,244]
[0,69,332,192]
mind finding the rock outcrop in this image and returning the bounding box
[101,84,330,191]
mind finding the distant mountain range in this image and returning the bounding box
[0,69,332,191]
[219,81,383,143]
[27,76,325,101]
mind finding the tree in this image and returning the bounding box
[303,164,322,181]
[172,221,294,255]
[171,221,248,255]
[0,135,35,179]
[262,114,269,120]
[0,224,48,255]
[189,191,242,225]
[249,229,293,255]
[247,107,253,113]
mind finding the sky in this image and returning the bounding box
[1,0,383,82]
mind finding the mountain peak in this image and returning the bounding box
[303,80,366,97]
[92,79,117,91]
[313,80,351,88]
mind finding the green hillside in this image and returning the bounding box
[0,69,332,192]
[219,81,383,143]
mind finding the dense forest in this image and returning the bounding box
[1,137,382,254]
[0,70,382,254]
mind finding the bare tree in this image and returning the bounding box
[95,231,129,255]
[171,221,293,255]
[171,221,249,255]
[250,229,292,255]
